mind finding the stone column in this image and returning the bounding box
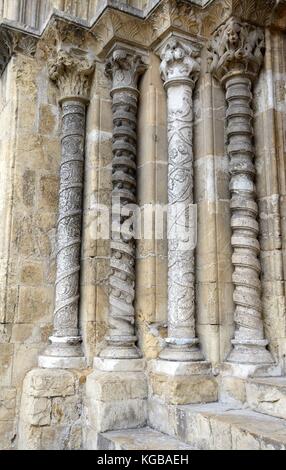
[158,36,204,362]
[98,46,147,362]
[39,50,95,369]
[87,47,148,438]
[208,18,273,365]
[148,36,217,406]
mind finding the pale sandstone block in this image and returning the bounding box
[17,286,53,323]
[149,372,218,405]
[39,175,59,211]
[38,104,58,136]
[261,250,284,281]
[86,371,147,401]
[23,368,75,398]
[87,398,147,433]
[20,393,51,426]
[40,423,82,450]
[219,376,247,405]
[246,377,286,420]
[0,420,16,450]
[18,421,42,450]
[14,168,36,208]
[231,427,261,450]
[20,263,44,285]
[51,396,81,425]
[196,282,219,325]
[0,387,16,421]
[11,323,52,344]
[0,344,13,387]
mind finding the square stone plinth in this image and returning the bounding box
[85,369,148,436]
[149,361,218,405]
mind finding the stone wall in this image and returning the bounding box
[0,0,286,450]
[0,51,60,448]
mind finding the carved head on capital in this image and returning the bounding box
[48,50,95,101]
[105,48,147,90]
[160,38,200,84]
[208,17,265,84]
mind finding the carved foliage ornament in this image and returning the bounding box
[160,37,200,84]
[0,28,13,77]
[48,49,95,101]
[208,17,265,83]
[105,48,147,90]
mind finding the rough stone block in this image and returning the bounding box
[87,398,147,433]
[246,377,286,420]
[51,396,81,425]
[150,372,218,405]
[20,393,51,426]
[23,368,76,398]
[40,423,82,450]
[86,371,147,401]
[0,420,16,450]
[219,376,247,405]
[0,387,17,421]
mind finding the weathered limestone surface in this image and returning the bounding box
[148,399,286,450]
[18,368,85,450]
[0,0,286,452]
[246,377,286,420]
[98,427,194,450]
[84,368,147,449]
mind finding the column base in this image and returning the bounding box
[94,357,144,372]
[84,359,147,447]
[18,368,83,450]
[149,359,217,405]
[159,337,204,362]
[227,339,274,365]
[99,336,142,360]
[38,336,85,369]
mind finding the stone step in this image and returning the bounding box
[98,427,194,450]
[246,377,286,420]
[148,398,286,450]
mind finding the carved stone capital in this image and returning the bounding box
[208,17,265,84]
[105,47,147,91]
[48,49,95,103]
[160,36,200,86]
[0,27,13,77]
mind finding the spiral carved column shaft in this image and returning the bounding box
[100,47,146,359]
[39,50,94,369]
[158,37,204,362]
[208,17,273,364]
